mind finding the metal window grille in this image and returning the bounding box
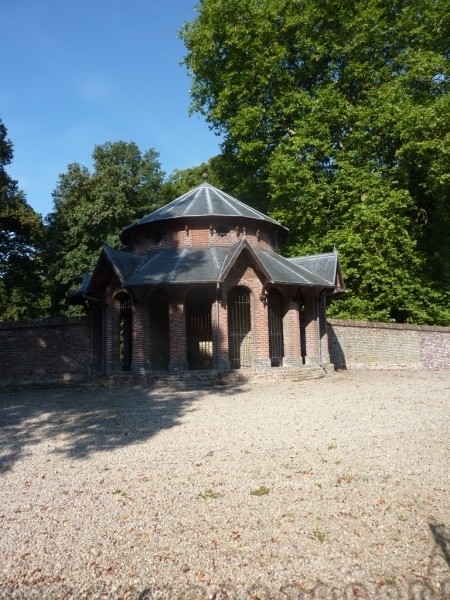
[119,296,132,371]
[228,289,252,369]
[268,290,284,367]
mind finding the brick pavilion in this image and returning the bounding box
[72,179,344,379]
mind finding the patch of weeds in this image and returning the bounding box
[385,576,397,585]
[335,459,342,465]
[313,527,326,543]
[102,464,110,471]
[283,463,296,470]
[315,482,322,489]
[327,441,337,450]
[250,485,270,496]
[198,489,221,500]
[336,473,359,485]
[398,515,408,522]
[113,489,127,496]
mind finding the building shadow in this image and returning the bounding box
[327,321,347,369]
[0,380,247,472]
[429,522,450,568]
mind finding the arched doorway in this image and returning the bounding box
[228,287,252,369]
[148,290,170,370]
[268,289,284,367]
[185,287,214,369]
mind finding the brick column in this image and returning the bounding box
[131,301,146,375]
[319,295,331,364]
[168,295,188,371]
[252,291,271,370]
[302,289,319,365]
[215,295,231,372]
[283,295,303,369]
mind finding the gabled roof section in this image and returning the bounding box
[71,245,344,304]
[256,250,335,287]
[217,240,335,287]
[289,248,345,291]
[68,273,92,303]
[87,245,147,291]
[121,182,289,242]
[218,238,272,282]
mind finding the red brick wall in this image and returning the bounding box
[0,318,90,387]
[328,319,450,370]
[132,219,277,254]
[1,316,448,387]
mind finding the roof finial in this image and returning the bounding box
[202,172,208,182]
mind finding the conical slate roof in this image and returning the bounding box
[121,181,288,242]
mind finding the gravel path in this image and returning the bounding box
[0,369,449,599]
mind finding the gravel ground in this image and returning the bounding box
[0,369,449,599]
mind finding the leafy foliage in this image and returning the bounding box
[45,141,165,315]
[161,155,241,197]
[181,0,450,323]
[0,119,46,321]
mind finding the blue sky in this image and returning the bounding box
[2,0,222,219]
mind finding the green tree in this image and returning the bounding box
[161,154,271,214]
[45,141,165,315]
[181,0,450,324]
[0,118,46,321]
[161,156,235,198]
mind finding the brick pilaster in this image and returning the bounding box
[131,301,146,374]
[283,295,303,368]
[168,296,188,371]
[216,294,231,371]
[252,290,271,369]
[302,289,319,364]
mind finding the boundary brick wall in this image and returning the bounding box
[0,317,90,387]
[327,319,450,370]
[0,317,449,387]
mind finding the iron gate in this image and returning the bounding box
[228,288,252,369]
[119,294,132,371]
[268,289,284,367]
[186,289,214,369]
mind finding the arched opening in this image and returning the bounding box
[148,290,170,370]
[228,287,252,369]
[268,289,284,367]
[185,287,214,370]
[117,292,132,371]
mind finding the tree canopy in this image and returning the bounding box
[45,141,166,314]
[0,119,45,321]
[181,0,450,324]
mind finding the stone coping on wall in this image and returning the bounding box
[327,318,450,333]
[0,316,88,331]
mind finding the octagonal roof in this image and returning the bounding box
[121,181,289,242]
